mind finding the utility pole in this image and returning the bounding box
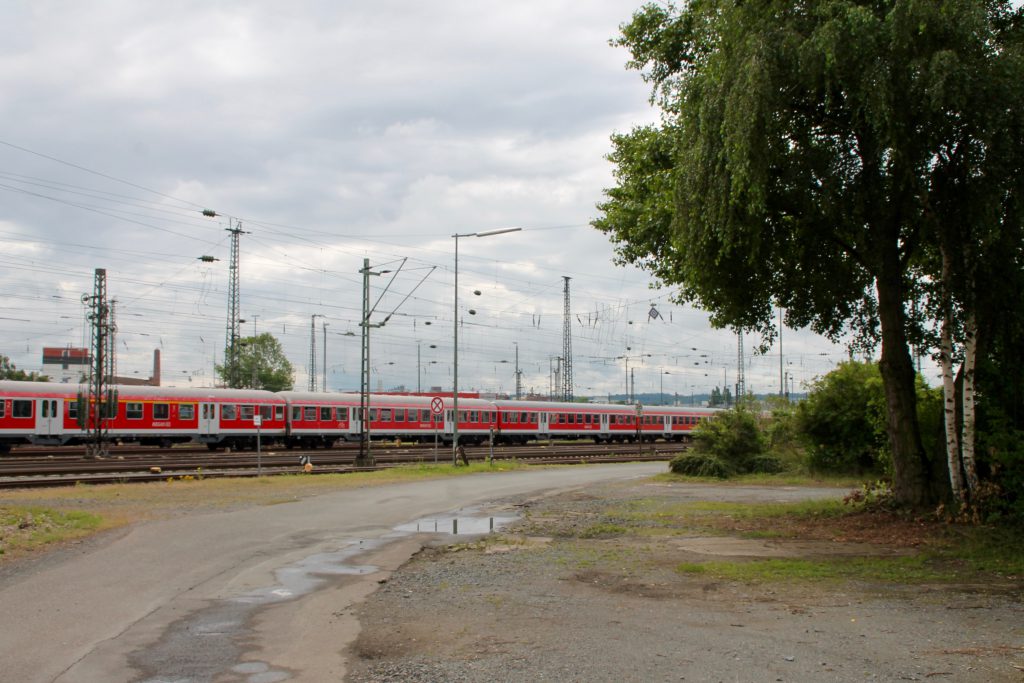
[323,320,328,392]
[561,276,573,401]
[203,210,248,389]
[514,341,522,400]
[358,260,378,466]
[105,298,117,385]
[309,314,322,392]
[83,268,114,458]
[779,308,784,396]
[736,327,746,402]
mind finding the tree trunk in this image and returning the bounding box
[876,265,933,507]
[940,246,966,504]
[961,312,981,497]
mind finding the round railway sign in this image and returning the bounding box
[430,397,444,415]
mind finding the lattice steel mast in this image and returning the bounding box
[561,276,573,401]
[84,268,114,457]
[224,219,246,388]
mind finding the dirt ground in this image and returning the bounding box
[345,480,1024,683]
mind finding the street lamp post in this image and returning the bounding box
[453,227,521,464]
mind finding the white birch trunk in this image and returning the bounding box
[940,249,965,504]
[961,312,980,497]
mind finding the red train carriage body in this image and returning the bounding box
[491,399,719,444]
[278,392,498,446]
[0,379,718,453]
[0,381,286,450]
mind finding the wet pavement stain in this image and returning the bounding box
[130,508,517,682]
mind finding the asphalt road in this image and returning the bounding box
[0,463,664,683]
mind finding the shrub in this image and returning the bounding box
[669,452,733,478]
[797,361,888,474]
[692,405,765,471]
[749,454,784,474]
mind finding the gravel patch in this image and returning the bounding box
[345,480,1024,682]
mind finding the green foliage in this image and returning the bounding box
[797,361,888,474]
[974,413,1024,522]
[215,333,294,391]
[0,355,49,382]
[598,0,1024,507]
[669,452,733,478]
[693,405,765,469]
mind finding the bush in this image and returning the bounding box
[692,405,765,470]
[749,454,784,474]
[669,452,733,478]
[796,361,888,474]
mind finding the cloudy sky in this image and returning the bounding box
[0,0,853,400]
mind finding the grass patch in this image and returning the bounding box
[0,505,103,558]
[652,471,865,488]
[676,555,947,583]
[936,526,1024,578]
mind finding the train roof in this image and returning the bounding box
[492,398,721,414]
[276,391,495,409]
[0,380,283,402]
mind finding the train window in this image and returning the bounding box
[468,411,478,423]
[67,402,76,419]
[275,405,284,420]
[380,408,392,421]
[566,414,575,424]
[557,414,565,424]
[222,404,237,420]
[320,407,332,421]
[528,412,537,423]
[180,404,195,421]
[153,404,169,420]
[304,407,316,421]
[291,406,301,421]
[420,409,430,422]
[0,401,4,418]
[126,403,143,420]
[238,405,254,421]
[261,405,273,420]
[458,410,467,422]
[369,408,378,421]
[394,409,406,422]
[336,407,349,421]
[507,412,518,424]
[12,400,31,418]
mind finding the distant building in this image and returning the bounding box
[40,347,161,386]
[41,347,90,383]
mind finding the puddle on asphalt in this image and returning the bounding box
[395,514,518,535]
[134,508,517,683]
[236,542,382,605]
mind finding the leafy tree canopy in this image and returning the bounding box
[215,333,294,392]
[0,355,49,382]
[597,0,1024,506]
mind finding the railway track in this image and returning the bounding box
[0,441,684,489]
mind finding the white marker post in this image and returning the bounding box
[254,413,262,476]
[430,397,444,463]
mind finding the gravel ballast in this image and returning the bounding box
[345,480,1024,682]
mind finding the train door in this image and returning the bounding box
[444,409,454,437]
[599,413,609,437]
[350,406,363,441]
[199,402,218,436]
[37,398,61,439]
[539,411,549,437]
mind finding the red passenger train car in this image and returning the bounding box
[0,380,719,452]
[0,381,286,451]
